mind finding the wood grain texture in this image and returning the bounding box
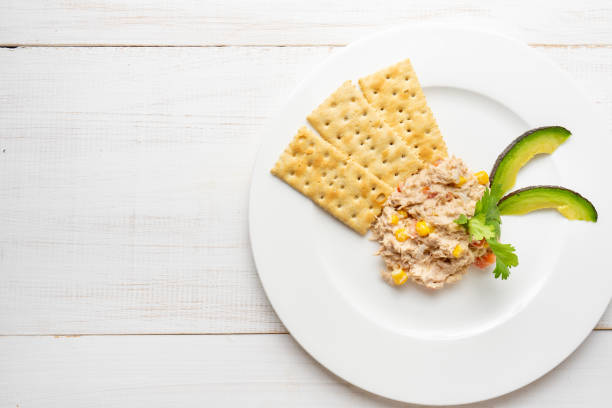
[0,46,610,334]
[0,0,611,46]
[0,332,610,407]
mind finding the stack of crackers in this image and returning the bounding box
[271,59,447,234]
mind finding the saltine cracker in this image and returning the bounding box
[271,127,392,234]
[359,59,447,164]
[307,81,422,187]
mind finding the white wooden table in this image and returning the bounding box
[0,1,610,406]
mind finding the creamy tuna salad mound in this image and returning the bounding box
[372,156,487,289]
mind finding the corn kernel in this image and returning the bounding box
[452,244,463,258]
[389,214,399,225]
[474,171,489,185]
[391,268,408,285]
[415,220,431,237]
[456,176,467,187]
[394,228,409,242]
[397,210,407,219]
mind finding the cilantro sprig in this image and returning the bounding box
[454,185,518,280]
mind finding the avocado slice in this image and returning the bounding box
[498,186,597,222]
[490,126,571,198]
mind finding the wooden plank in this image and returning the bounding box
[0,332,610,407]
[1,0,612,46]
[0,46,610,334]
[0,46,334,335]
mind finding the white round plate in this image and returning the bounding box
[249,26,611,405]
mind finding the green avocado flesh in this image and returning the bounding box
[490,127,571,198]
[498,186,597,222]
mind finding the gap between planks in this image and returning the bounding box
[1,43,611,49]
[0,328,609,337]
[0,332,289,337]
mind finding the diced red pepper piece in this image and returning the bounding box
[474,252,496,268]
[471,239,486,247]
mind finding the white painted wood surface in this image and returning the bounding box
[0,332,610,407]
[0,0,610,406]
[1,0,612,46]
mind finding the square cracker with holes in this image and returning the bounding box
[307,81,422,188]
[271,127,392,235]
[359,58,447,164]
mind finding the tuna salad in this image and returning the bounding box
[372,157,490,289]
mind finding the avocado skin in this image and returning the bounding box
[498,185,598,222]
[490,126,571,198]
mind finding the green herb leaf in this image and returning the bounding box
[454,214,468,225]
[466,214,497,241]
[485,196,501,225]
[487,239,518,268]
[475,187,502,237]
[492,258,511,280]
[455,185,519,281]
[490,183,504,203]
